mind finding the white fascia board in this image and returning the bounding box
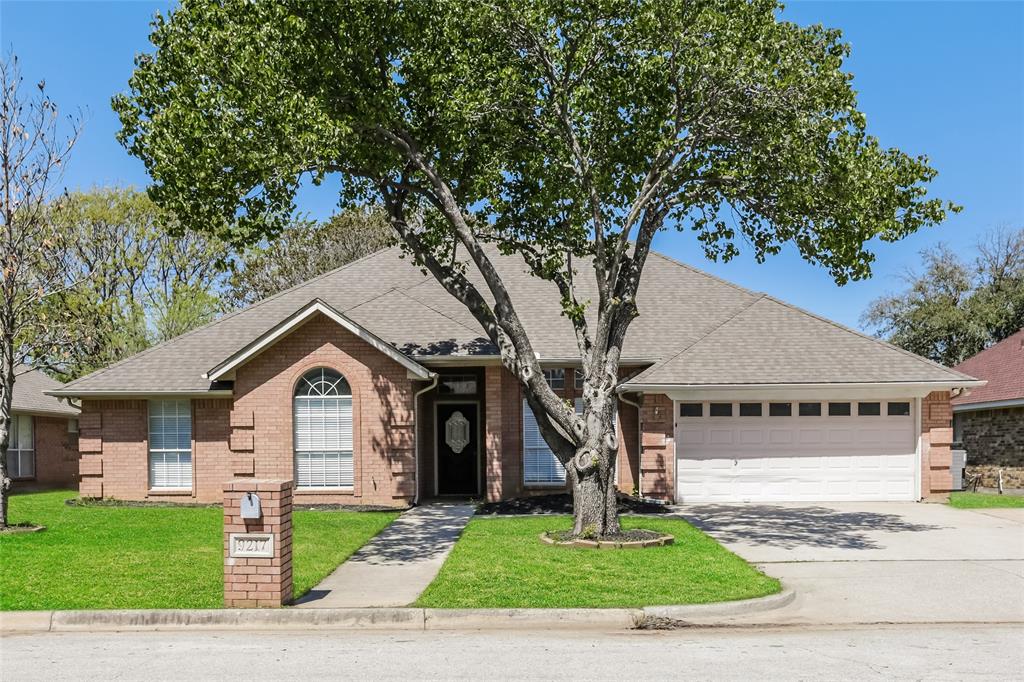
[11,407,81,418]
[205,299,434,382]
[44,389,235,399]
[619,381,987,401]
[952,397,1024,413]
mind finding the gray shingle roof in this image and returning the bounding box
[623,295,978,387]
[50,246,976,396]
[12,366,79,415]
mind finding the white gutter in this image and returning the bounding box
[45,389,235,399]
[620,380,987,392]
[952,397,1024,413]
[412,374,439,505]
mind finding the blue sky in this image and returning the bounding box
[2,1,1022,330]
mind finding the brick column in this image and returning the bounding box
[921,391,954,500]
[639,394,674,501]
[484,365,509,502]
[223,479,293,607]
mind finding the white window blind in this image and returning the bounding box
[294,368,353,488]
[522,399,585,485]
[7,414,34,479]
[148,399,192,489]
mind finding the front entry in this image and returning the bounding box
[436,402,479,495]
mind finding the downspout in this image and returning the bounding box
[413,374,439,506]
[618,391,643,498]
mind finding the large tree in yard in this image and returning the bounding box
[115,0,956,537]
[1,56,81,527]
[863,227,1024,366]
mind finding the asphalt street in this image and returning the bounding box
[2,624,1020,681]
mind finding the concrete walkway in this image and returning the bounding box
[295,502,475,608]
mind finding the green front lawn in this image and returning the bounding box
[0,490,399,610]
[415,516,780,608]
[950,491,1024,509]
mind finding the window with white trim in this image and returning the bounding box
[148,399,192,489]
[523,398,584,485]
[294,368,353,488]
[7,414,34,479]
[542,369,565,390]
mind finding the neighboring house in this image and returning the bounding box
[952,329,1024,486]
[48,247,981,505]
[8,366,80,488]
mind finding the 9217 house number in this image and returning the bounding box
[229,533,274,558]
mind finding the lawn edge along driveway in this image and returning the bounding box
[415,515,781,609]
[950,492,1024,509]
[0,490,399,611]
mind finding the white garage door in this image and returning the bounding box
[675,400,917,503]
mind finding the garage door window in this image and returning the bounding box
[769,403,792,417]
[679,403,702,417]
[888,402,911,416]
[739,403,762,417]
[858,402,881,416]
[799,402,821,417]
[828,402,851,416]
[709,403,732,417]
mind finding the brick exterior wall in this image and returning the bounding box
[77,400,147,500]
[638,394,674,500]
[921,391,954,499]
[78,313,421,505]
[230,314,418,506]
[957,406,1024,468]
[10,413,79,490]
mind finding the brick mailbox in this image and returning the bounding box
[223,479,293,607]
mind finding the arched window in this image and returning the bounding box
[293,368,353,488]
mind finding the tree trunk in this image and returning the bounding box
[570,462,620,537]
[0,365,11,529]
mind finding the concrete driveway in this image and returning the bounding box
[675,502,1024,625]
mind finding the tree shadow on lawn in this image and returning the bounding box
[676,504,943,551]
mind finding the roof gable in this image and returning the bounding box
[205,299,435,381]
[953,329,1024,405]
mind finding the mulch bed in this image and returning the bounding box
[477,492,670,516]
[540,528,675,549]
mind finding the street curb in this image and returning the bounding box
[0,588,793,633]
[642,587,796,620]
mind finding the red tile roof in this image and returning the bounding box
[952,328,1024,406]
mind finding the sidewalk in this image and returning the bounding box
[294,502,475,608]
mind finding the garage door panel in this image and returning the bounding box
[675,400,918,503]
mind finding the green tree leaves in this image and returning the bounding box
[863,227,1024,366]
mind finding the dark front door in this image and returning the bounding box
[436,403,479,495]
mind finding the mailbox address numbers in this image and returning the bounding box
[229,532,274,558]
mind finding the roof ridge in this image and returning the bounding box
[758,294,979,382]
[628,294,767,384]
[60,246,403,391]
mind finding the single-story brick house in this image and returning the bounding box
[952,328,1024,487]
[8,366,80,489]
[49,247,983,506]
